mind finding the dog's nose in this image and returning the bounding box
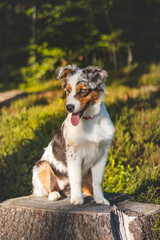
[66,104,75,113]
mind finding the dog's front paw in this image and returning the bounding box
[94,196,110,205]
[48,191,61,201]
[71,195,84,205]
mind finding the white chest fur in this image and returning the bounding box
[64,103,114,175]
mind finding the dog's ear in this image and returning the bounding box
[56,64,78,88]
[83,66,107,90]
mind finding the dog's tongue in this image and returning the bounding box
[71,113,80,126]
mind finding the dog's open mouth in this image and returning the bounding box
[71,101,90,126]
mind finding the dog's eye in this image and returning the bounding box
[80,89,86,93]
[66,89,71,94]
[79,89,88,96]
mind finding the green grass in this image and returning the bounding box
[151,213,160,239]
[0,85,66,201]
[0,75,160,203]
[108,62,160,88]
[103,86,160,204]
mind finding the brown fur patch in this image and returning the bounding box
[37,161,93,196]
[60,69,72,88]
[82,170,93,196]
[75,83,100,110]
[38,161,59,194]
[52,125,67,166]
[66,83,72,95]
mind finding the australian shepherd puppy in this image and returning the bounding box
[32,65,114,205]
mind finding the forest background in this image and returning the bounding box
[0,0,160,219]
[1,0,160,88]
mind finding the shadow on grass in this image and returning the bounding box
[133,179,160,204]
[121,63,151,88]
[107,89,160,123]
[0,83,62,110]
[107,63,154,88]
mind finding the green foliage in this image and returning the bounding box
[21,43,65,88]
[0,0,160,88]
[134,184,160,205]
[98,30,122,49]
[151,213,160,240]
[1,0,160,86]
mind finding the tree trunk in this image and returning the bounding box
[127,45,133,66]
[105,8,118,70]
[92,52,97,65]
[0,193,159,240]
[31,5,36,68]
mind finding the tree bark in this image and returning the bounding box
[0,193,159,240]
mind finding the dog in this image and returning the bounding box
[32,65,114,205]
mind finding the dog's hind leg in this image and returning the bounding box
[32,160,61,201]
[82,170,93,197]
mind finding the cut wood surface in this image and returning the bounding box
[0,193,160,240]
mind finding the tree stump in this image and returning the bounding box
[0,193,160,240]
